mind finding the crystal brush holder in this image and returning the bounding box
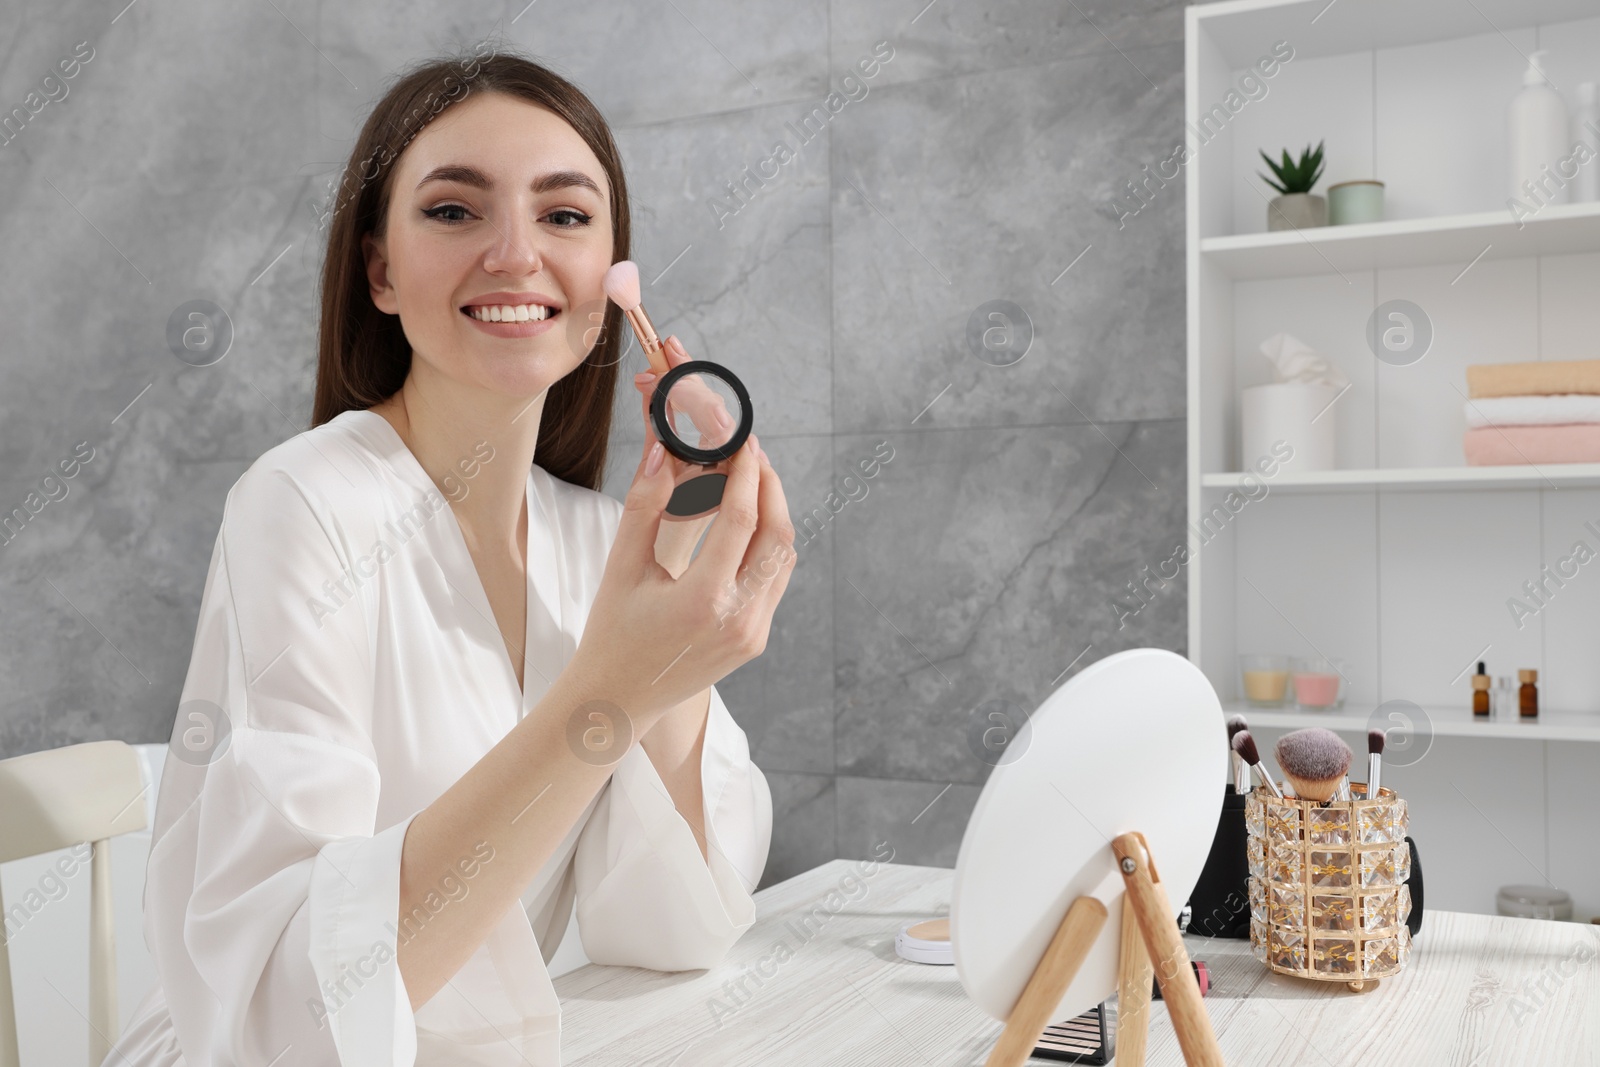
[1245,785,1412,990]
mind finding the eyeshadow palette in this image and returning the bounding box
[1031,1002,1114,1064]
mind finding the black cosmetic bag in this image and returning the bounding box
[1186,785,1424,940]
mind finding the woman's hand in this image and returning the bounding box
[569,428,796,729]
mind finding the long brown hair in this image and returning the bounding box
[311,45,630,493]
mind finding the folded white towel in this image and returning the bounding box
[1463,393,1600,428]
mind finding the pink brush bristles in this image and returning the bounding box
[602,261,641,310]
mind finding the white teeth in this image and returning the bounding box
[468,304,551,323]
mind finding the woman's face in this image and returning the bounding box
[363,91,614,400]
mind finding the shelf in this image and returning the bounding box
[1199,202,1600,281]
[1192,0,1600,69]
[1223,702,1600,743]
[1201,463,1600,494]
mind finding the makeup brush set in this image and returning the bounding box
[1230,723,1417,989]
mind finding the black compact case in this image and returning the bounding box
[649,360,754,519]
[648,360,752,466]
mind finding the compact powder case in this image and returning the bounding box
[894,918,953,965]
[648,360,754,519]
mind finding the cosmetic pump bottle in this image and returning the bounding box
[1510,50,1568,205]
[1575,82,1600,204]
[1471,661,1490,716]
[1519,669,1540,718]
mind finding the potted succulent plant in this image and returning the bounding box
[1259,141,1326,231]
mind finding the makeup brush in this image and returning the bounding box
[1273,728,1352,805]
[602,260,671,375]
[1226,715,1250,794]
[1367,728,1385,798]
[1230,729,1283,798]
[1333,733,1353,801]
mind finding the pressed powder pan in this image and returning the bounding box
[895,918,953,965]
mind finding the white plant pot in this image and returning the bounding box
[1267,193,1327,231]
[1241,383,1338,474]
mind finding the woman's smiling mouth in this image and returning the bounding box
[460,292,563,336]
[463,302,556,322]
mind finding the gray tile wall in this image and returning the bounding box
[0,0,1190,890]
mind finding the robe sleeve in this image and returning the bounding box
[146,461,422,1067]
[571,683,772,971]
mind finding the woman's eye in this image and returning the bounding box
[545,209,592,228]
[422,204,471,224]
[421,205,591,227]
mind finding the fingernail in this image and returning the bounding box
[636,372,657,383]
[749,433,763,460]
[646,440,665,475]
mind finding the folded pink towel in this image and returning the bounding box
[1463,424,1600,465]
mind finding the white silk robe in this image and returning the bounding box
[112,408,772,1066]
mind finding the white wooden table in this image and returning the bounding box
[553,860,1600,1066]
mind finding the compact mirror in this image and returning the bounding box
[648,361,753,519]
[649,360,752,465]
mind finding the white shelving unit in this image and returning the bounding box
[1223,702,1600,744]
[1201,201,1600,278]
[1202,462,1600,492]
[1186,0,1600,919]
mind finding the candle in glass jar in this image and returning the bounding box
[1239,654,1289,707]
[1243,670,1288,703]
[1294,671,1341,708]
[1290,657,1346,710]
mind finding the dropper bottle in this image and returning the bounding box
[1471,661,1490,717]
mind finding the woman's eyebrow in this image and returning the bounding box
[414,164,603,197]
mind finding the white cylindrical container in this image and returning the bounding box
[1496,885,1573,921]
[1510,50,1568,205]
[1241,383,1338,474]
[1327,180,1384,225]
[1573,81,1599,204]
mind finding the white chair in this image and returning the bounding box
[0,741,149,1067]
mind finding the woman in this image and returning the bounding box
[114,48,795,1066]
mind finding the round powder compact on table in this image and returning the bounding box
[895,918,953,965]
